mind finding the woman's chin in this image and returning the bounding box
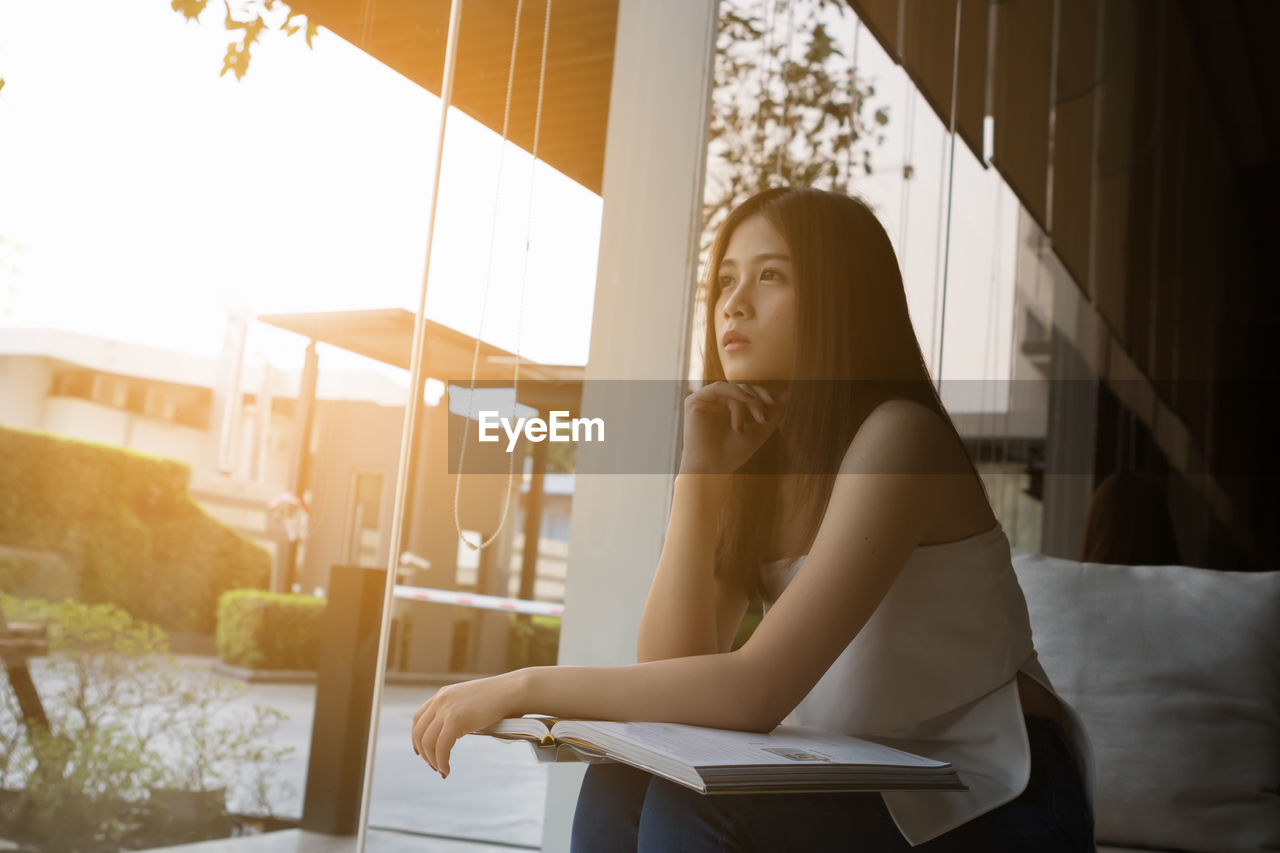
[724,366,784,385]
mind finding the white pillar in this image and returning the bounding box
[539,0,719,849]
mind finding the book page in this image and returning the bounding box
[476,714,559,742]
[533,741,613,764]
[555,721,950,769]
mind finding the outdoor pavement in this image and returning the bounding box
[212,673,550,850]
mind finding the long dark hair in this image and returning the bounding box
[701,186,988,602]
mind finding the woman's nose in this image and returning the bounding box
[722,285,751,316]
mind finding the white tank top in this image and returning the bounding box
[760,523,1096,846]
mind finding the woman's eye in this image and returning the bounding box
[718,276,735,289]
[760,268,781,281]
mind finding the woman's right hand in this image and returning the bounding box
[678,381,787,476]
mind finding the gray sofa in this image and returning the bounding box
[1011,549,1280,852]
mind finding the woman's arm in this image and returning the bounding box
[410,646,767,777]
[413,399,954,776]
[636,474,750,661]
[521,649,768,731]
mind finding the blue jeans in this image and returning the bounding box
[570,716,1094,852]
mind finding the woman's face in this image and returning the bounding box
[714,213,797,385]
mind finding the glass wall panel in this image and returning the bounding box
[937,135,1046,551]
[0,0,601,848]
[851,24,953,378]
[697,0,1095,558]
[354,0,604,847]
[695,0,953,380]
[0,0,426,845]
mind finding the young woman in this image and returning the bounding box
[410,187,1096,851]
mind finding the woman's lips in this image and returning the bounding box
[724,341,750,352]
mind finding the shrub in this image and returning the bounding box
[0,424,270,634]
[216,590,326,671]
[0,594,294,851]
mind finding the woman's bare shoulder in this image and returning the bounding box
[841,397,966,476]
[849,398,995,540]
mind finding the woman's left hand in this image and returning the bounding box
[411,670,526,778]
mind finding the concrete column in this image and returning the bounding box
[540,0,719,849]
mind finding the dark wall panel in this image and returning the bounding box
[991,0,1054,229]
[864,0,989,164]
[1173,67,1232,447]
[1050,0,1098,294]
[1121,2,1164,375]
[955,0,989,163]
[902,0,958,140]
[1091,0,1162,358]
[1151,8,1193,394]
[851,0,902,59]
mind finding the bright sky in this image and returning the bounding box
[0,0,603,381]
[0,0,1017,403]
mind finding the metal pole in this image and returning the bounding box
[932,0,963,389]
[356,0,465,847]
[281,339,319,592]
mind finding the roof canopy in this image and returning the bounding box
[285,0,617,194]
[259,308,584,415]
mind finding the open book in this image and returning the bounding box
[473,716,966,795]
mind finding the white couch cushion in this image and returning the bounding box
[1011,549,1280,852]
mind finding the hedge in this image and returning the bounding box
[0,424,270,634]
[1,593,170,657]
[216,589,326,670]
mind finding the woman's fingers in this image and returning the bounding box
[413,694,445,767]
[433,721,459,778]
[716,381,757,405]
[411,707,425,753]
[412,697,432,730]
[687,381,779,435]
[692,381,766,420]
[412,710,432,763]
[420,713,446,774]
[725,383,766,424]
